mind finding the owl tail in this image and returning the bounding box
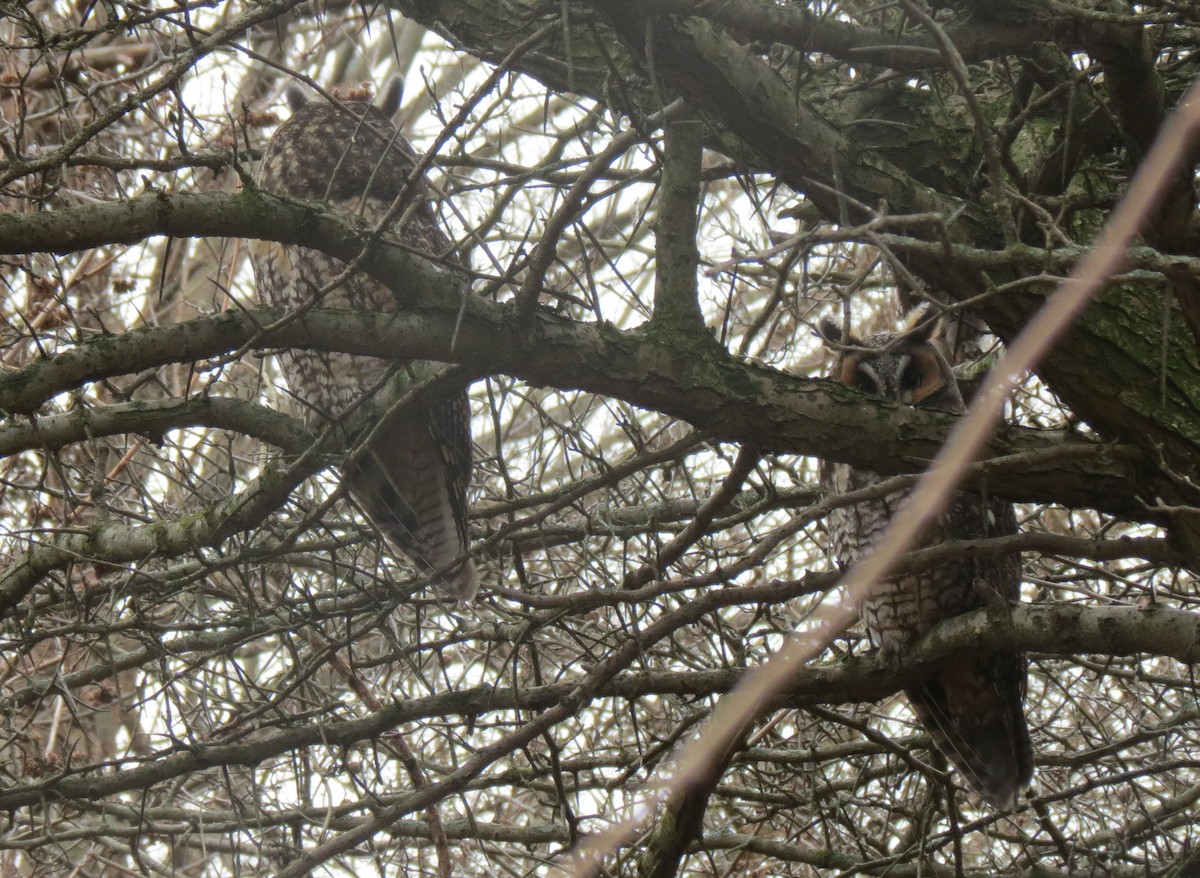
[907,658,1033,809]
[346,455,479,601]
[344,400,478,602]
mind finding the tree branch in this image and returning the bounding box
[0,303,1140,517]
[0,602,1192,812]
[650,112,708,334]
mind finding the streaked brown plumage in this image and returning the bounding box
[250,83,477,600]
[819,312,1032,808]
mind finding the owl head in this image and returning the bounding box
[819,309,964,412]
[264,78,415,206]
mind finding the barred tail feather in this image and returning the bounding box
[439,558,479,603]
[344,397,478,602]
[907,659,1033,809]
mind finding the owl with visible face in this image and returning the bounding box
[250,82,478,600]
[819,310,1032,809]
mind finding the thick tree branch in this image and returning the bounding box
[0,193,1159,518]
[651,113,708,333]
[2,527,1177,724]
[0,304,1140,517]
[0,602,1191,812]
[589,0,976,231]
[0,397,307,457]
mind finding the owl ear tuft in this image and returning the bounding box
[904,303,943,343]
[284,84,309,114]
[377,75,404,118]
[818,318,841,344]
[819,317,860,348]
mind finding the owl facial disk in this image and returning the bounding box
[840,355,878,396]
[908,348,946,405]
[897,355,922,403]
[853,362,881,396]
[841,350,946,406]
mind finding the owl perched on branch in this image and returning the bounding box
[819,310,1032,809]
[250,81,478,601]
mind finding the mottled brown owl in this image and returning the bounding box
[819,311,1032,809]
[250,82,478,600]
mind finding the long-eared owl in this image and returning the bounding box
[250,81,478,600]
[819,310,1032,808]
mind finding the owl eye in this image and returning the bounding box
[899,364,922,392]
[853,369,879,395]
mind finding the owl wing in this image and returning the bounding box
[905,494,1033,808]
[429,391,474,546]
